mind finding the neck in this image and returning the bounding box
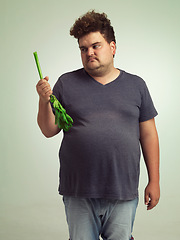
[89,67,120,85]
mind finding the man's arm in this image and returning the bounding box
[139,118,160,210]
[36,76,60,138]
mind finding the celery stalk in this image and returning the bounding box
[33,51,73,131]
[33,51,43,79]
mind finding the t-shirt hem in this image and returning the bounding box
[139,111,158,122]
[58,191,138,201]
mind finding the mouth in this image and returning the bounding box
[87,57,98,62]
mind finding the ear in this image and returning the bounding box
[110,41,116,56]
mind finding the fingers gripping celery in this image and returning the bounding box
[33,51,73,131]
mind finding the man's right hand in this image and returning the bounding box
[36,76,60,137]
[36,76,52,103]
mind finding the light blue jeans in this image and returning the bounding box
[63,196,138,240]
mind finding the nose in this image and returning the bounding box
[87,47,94,56]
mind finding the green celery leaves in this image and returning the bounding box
[50,95,73,132]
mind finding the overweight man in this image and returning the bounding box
[36,10,160,240]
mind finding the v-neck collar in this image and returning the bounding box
[83,68,123,87]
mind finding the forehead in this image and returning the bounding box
[78,31,106,47]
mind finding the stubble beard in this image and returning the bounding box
[84,58,105,76]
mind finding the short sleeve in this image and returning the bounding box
[139,82,158,122]
[50,77,64,114]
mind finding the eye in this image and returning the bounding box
[93,44,101,49]
[80,47,87,53]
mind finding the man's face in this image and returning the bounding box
[78,31,116,77]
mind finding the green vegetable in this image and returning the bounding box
[50,95,73,132]
[33,52,43,79]
[33,51,73,131]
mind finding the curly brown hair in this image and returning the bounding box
[70,10,116,44]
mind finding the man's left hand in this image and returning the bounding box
[144,182,160,210]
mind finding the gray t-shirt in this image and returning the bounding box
[52,68,158,200]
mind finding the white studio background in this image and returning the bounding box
[1,0,180,239]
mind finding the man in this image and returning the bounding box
[36,10,160,240]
